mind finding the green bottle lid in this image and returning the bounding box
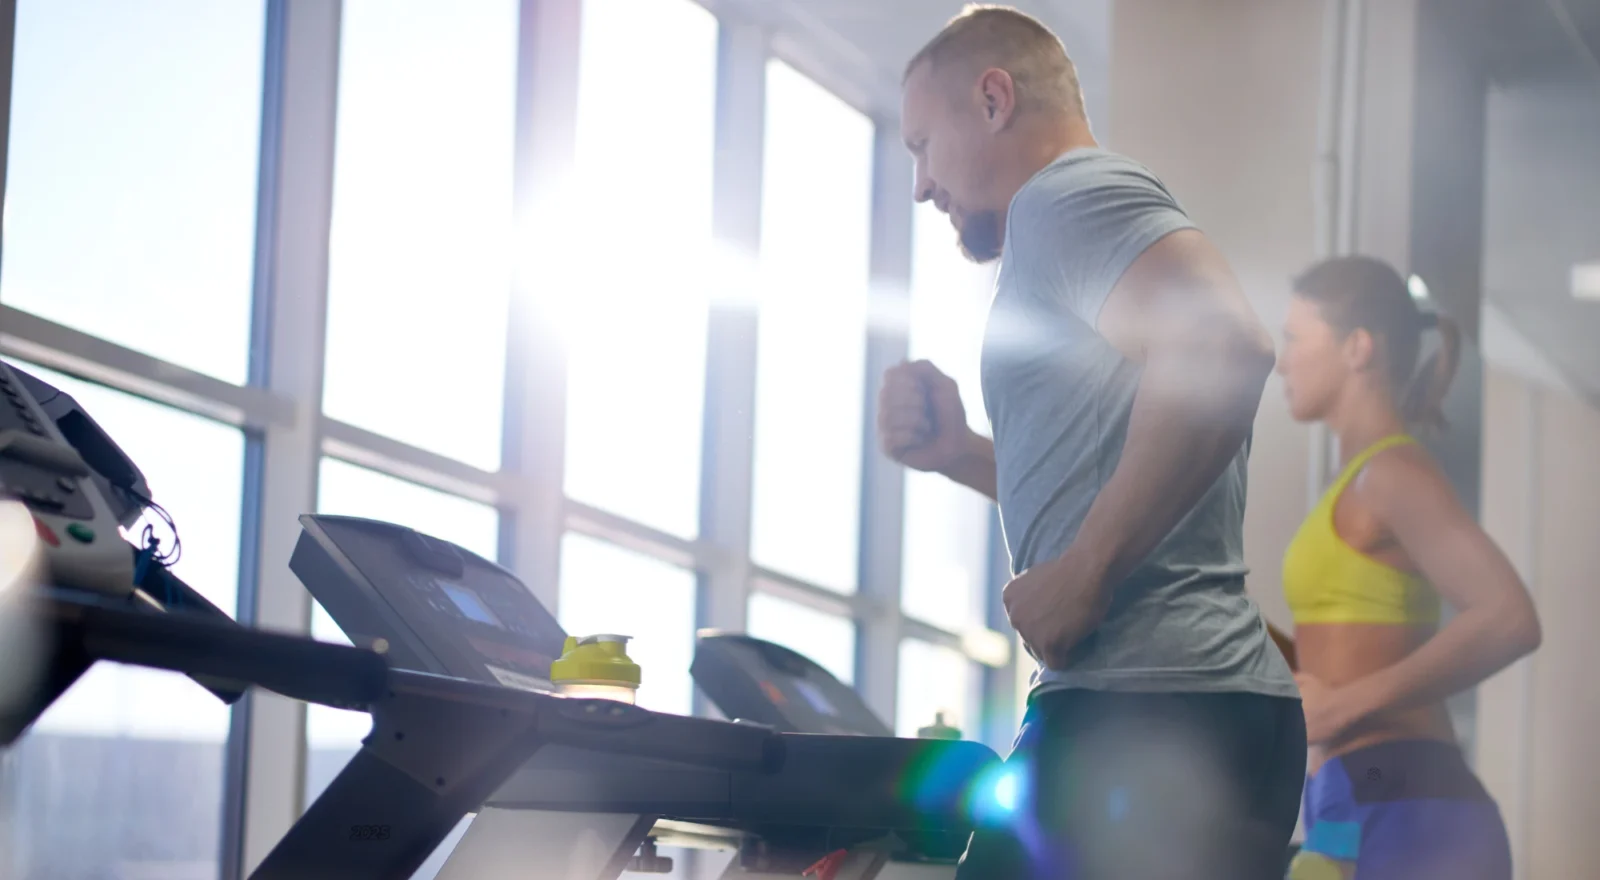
[917,711,962,741]
[549,634,641,687]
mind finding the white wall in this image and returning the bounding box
[1476,360,1600,880]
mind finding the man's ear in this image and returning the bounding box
[977,68,1017,129]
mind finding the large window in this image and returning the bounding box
[745,592,857,685]
[303,459,500,808]
[0,8,1027,861]
[895,639,979,739]
[560,0,718,539]
[0,365,244,880]
[901,202,996,633]
[320,0,518,471]
[558,534,696,716]
[0,0,267,383]
[748,61,876,594]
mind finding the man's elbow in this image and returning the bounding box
[1199,314,1275,404]
[1512,603,1543,657]
[1228,318,1277,386]
[1142,283,1275,414]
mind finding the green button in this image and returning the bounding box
[65,522,95,543]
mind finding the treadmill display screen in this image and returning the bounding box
[440,582,503,628]
[793,679,838,717]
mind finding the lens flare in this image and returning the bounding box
[893,739,1023,833]
[991,768,1019,811]
[967,760,1026,827]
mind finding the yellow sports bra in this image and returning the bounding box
[1283,434,1441,625]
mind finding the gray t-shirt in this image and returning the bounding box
[983,148,1296,699]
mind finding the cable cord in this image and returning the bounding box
[121,484,182,569]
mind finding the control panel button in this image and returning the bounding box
[57,477,77,494]
[34,517,60,547]
[28,424,46,436]
[65,522,95,543]
[24,492,64,512]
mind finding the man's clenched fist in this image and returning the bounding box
[877,360,974,473]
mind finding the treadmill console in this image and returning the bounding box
[0,361,136,596]
[692,632,892,737]
[290,515,567,690]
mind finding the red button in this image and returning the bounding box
[759,680,788,706]
[33,516,60,547]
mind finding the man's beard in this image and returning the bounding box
[957,210,1003,264]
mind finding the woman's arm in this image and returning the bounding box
[1265,618,1297,671]
[1317,446,1540,736]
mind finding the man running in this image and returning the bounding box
[880,7,1304,878]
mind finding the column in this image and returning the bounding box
[236,0,341,872]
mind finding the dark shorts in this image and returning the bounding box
[956,688,1306,880]
[1292,739,1511,880]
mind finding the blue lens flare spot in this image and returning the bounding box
[993,770,1019,811]
[968,761,1025,826]
[897,743,1026,831]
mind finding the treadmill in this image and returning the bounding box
[0,365,807,879]
[273,514,1007,880]
[692,633,894,738]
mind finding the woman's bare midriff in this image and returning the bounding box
[1296,622,1456,776]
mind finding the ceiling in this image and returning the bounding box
[1482,0,1600,401]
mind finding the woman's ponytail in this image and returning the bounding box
[1401,312,1461,431]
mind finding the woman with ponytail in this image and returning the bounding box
[1271,256,1540,880]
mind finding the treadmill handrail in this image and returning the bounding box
[384,668,785,775]
[34,589,390,708]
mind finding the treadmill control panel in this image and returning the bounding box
[692,632,892,737]
[290,515,567,690]
[0,360,135,597]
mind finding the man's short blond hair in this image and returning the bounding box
[904,4,1084,117]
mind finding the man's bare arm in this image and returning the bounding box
[1062,228,1275,596]
[939,431,999,502]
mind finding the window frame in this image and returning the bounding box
[0,3,1017,879]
